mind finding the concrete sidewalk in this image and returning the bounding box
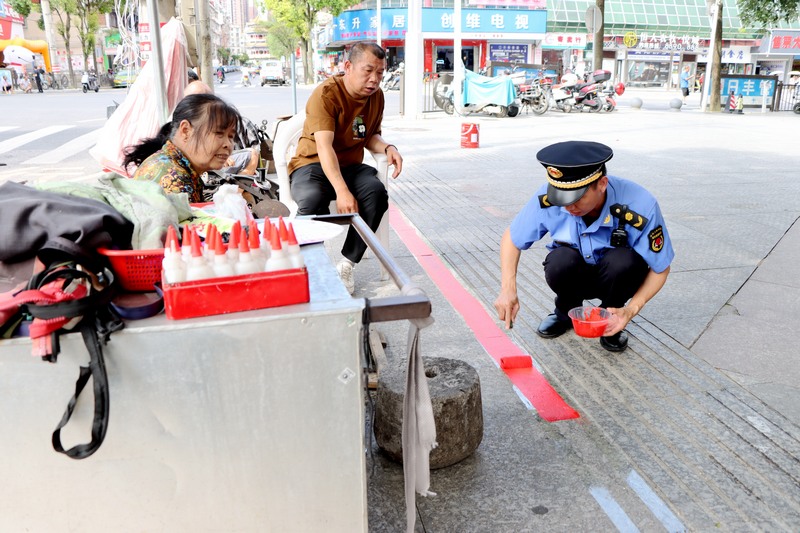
[353,103,800,531]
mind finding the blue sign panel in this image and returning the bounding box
[719,75,777,106]
[332,8,546,42]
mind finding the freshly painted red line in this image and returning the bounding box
[388,204,580,422]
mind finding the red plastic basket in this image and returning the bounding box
[98,248,164,292]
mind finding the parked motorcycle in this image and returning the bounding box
[550,70,611,113]
[517,78,550,115]
[380,62,404,91]
[443,68,520,118]
[795,102,800,114]
[599,81,626,112]
[81,72,99,93]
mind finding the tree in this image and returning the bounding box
[218,46,231,65]
[737,0,800,28]
[262,0,358,84]
[75,0,113,75]
[49,0,78,86]
[263,19,296,64]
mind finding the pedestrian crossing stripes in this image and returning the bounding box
[0,126,19,133]
[0,125,74,156]
[23,129,101,165]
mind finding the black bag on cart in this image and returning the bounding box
[0,182,132,459]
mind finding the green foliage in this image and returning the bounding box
[218,46,231,64]
[737,0,800,28]
[264,20,297,60]
[238,53,250,64]
[8,0,34,18]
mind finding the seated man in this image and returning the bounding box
[494,141,674,352]
[288,41,403,294]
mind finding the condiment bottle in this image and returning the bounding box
[265,226,293,272]
[226,221,241,264]
[235,233,262,276]
[185,231,215,281]
[211,232,235,278]
[162,239,186,284]
[248,221,267,268]
[286,223,305,269]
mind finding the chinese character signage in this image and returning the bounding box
[467,0,545,8]
[542,32,587,49]
[771,34,800,50]
[719,75,776,106]
[489,44,528,62]
[332,8,546,41]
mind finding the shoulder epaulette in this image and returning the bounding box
[538,194,555,208]
[610,203,648,230]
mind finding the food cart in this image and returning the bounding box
[0,215,430,532]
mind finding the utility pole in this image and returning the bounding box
[708,0,723,112]
[593,0,605,72]
[39,0,58,72]
[196,0,213,86]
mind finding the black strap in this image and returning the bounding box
[51,321,110,459]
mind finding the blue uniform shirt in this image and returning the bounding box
[510,175,674,274]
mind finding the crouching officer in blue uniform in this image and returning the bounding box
[494,141,674,352]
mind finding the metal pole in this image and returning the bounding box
[38,0,58,72]
[404,0,423,119]
[291,55,297,114]
[453,0,462,114]
[146,0,168,124]
[376,0,382,47]
[196,0,213,86]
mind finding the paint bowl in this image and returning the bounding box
[568,306,611,338]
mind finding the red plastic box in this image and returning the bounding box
[162,268,310,320]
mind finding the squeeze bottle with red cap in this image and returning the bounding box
[248,221,267,268]
[211,232,235,278]
[265,227,293,272]
[286,223,305,269]
[226,221,241,264]
[235,234,262,276]
[185,231,215,281]
[162,226,186,284]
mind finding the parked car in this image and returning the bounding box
[113,70,139,88]
[260,59,286,86]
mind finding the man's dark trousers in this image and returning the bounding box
[543,246,649,319]
[290,162,388,263]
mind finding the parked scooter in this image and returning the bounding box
[599,81,626,112]
[550,70,611,113]
[517,77,550,115]
[380,62,404,91]
[81,72,99,93]
[443,68,520,118]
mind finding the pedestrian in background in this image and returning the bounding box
[33,66,43,93]
[494,141,674,353]
[680,65,694,104]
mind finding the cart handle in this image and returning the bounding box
[312,214,431,323]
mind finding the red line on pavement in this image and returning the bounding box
[388,204,580,422]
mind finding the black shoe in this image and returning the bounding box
[536,313,573,339]
[600,331,628,352]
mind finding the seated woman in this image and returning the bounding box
[123,94,240,203]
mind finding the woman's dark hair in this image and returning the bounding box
[122,94,241,173]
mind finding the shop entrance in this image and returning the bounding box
[434,46,476,72]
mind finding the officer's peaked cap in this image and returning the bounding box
[536,141,613,206]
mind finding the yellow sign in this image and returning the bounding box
[623,32,638,48]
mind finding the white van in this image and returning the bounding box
[260,59,286,86]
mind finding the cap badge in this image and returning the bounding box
[546,166,563,179]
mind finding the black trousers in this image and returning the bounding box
[543,246,649,320]
[290,162,388,263]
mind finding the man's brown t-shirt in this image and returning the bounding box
[287,75,384,175]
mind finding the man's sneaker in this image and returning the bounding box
[337,260,355,295]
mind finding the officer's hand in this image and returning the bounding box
[494,290,520,330]
[387,146,403,178]
[336,189,358,214]
[604,306,636,336]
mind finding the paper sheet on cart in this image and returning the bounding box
[260,218,344,245]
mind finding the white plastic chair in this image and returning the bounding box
[272,110,391,279]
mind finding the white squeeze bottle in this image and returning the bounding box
[185,231,215,281]
[226,221,241,264]
[235,233,262,276]
[265,226,293,272]
[248,221,267,268]
[162,225,186,283]
[287,223,305,269]
[212,232,235,278]
[278,217,289,248]
[180,225,192,261]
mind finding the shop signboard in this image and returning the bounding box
[719,75,776,106]
[332,8,546,41]
[542,32,587,50]
[489,43,528,63]
[698,45,750,64]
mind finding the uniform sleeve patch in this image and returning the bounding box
[538,194,553,208]
[649,226,665,252]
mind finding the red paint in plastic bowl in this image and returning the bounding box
[568,306,611,338]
